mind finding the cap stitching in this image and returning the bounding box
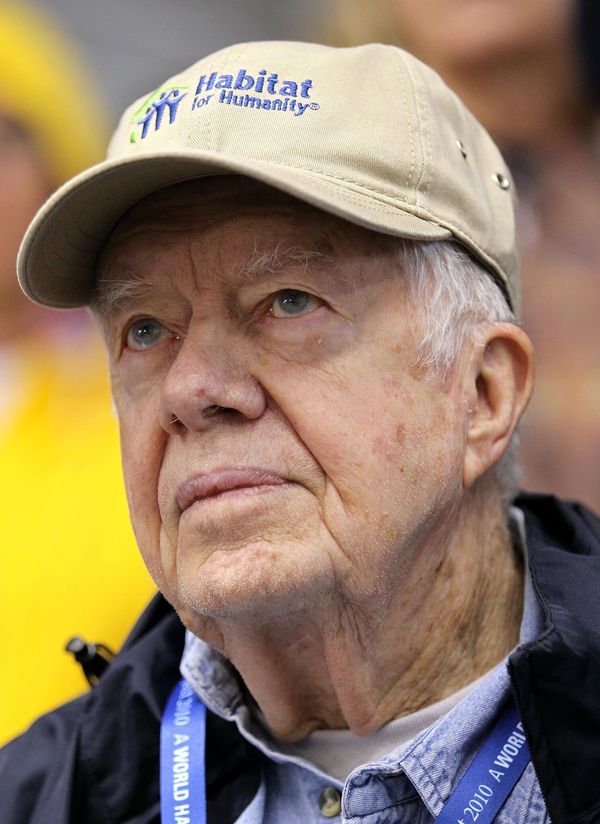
[417,65,435,196]
[387,48,415,194]
[396,51,429,207]
[27,154,504,267]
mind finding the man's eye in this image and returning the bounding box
[125,318,166,350]
[270,290,322,318]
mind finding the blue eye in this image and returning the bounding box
[271,290,322,318]
[125,318,165,350]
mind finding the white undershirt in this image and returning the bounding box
[275,669,492,782]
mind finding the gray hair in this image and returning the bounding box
[399,240,516,375]
[399,239,520,503]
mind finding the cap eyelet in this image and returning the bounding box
[456,139,467,159]
[492,172,510,190]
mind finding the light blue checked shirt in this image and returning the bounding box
[181,509,549,823]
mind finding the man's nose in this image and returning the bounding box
[158,328,266,434]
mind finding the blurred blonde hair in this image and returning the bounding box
[0,1,108,184]
[322,0,402,48]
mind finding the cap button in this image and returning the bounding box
[318,787,342,817]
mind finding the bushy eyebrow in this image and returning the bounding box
[91,272,158,319]
[237,244,336,280]
[91,242,338,320]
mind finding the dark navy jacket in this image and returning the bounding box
[1,494,599,824]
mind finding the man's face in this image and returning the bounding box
[97,178,470,631]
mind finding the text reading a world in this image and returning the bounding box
[455,721,528,824]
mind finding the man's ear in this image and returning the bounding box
[463,323,535,489]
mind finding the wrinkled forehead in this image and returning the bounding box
[105,176,334,247]
[97,175,395,282]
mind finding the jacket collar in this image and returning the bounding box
[510,493,600,824]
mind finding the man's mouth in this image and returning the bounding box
[176,468,288,512]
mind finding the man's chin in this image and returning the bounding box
[174,539,333,623]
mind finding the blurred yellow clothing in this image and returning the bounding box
[0,331,156,745]
[0,1,108,184]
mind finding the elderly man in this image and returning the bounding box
[2,41,599,824]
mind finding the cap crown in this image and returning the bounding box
[108,41,517,307]
[18,41,518,310]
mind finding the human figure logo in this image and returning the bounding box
[136,88,187,140]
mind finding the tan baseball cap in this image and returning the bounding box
[17,40,518,311]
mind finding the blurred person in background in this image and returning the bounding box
[324,0,600,514]
[0,1,154,745]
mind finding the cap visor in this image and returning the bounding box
[18,151,452,307]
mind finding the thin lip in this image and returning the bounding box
[176,468,288,512]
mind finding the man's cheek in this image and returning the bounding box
[122,449,172,594]
[119,416,165,528]
[144,524,177,598]
[126,454,161,518]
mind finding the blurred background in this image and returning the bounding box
[1,0,598,745]
[32,0,322,118]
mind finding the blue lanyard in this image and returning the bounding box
[160,678,207,824]
[435,699,530,824]
[160,679,529,824]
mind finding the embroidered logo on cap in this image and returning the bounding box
[128,67,319,144]
[129,85,189,143]
[192,67,319,117]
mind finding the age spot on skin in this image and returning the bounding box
[395,424,406,445]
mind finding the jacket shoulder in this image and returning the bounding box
[511,493,600,824]
[0,594,184,824]
[0,695,87,824]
